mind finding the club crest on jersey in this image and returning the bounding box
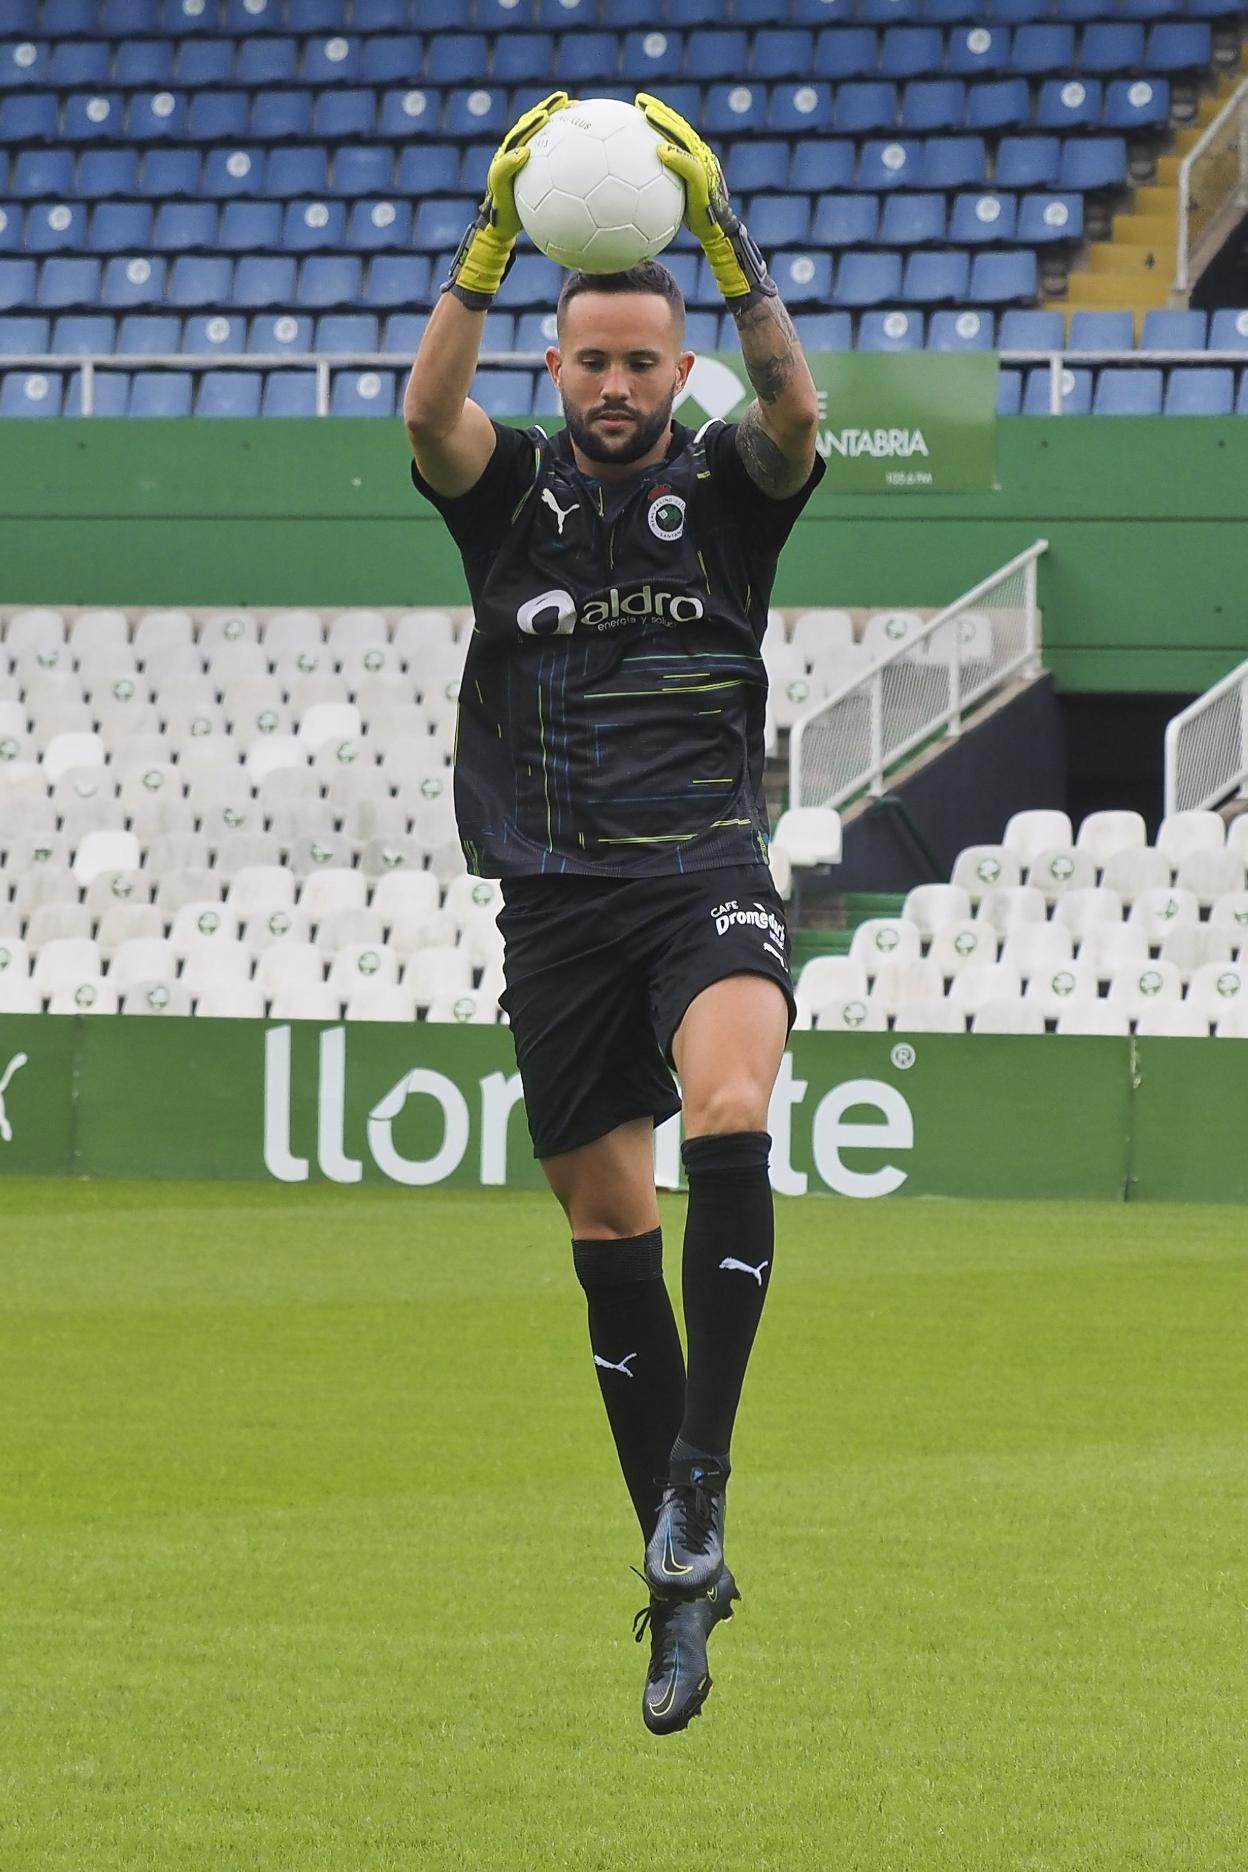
[647,490,686,542]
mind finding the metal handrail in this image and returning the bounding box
[1163,654,1248,816]
[1175,74,1248,297]
[788,538,1048,812]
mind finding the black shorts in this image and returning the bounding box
[496,864,797,1160]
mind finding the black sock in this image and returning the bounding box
[677,1131,774,1458]
[572,1229,686,1542]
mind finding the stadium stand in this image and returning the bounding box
[0,2,1247,411]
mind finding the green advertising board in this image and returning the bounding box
[2,1015,1245,1202]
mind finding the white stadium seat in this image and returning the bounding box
[848,918,922,974]
[1209,891,1248,951]
[861,610,925,656]
[1134,1003,1210,1037]
[1185,961,1248,1024]
[1023,960,1100,1022]
[1127,887,1199,947]
[0,936,31,978]
[1025,847,1098,903]
[198,611,261,651]
[1003,808,1073,865]
[254,942,324,994]
[1075,809,1147,865]
[7,608,66,656]
[26,903,91,948]
[1158,923,1235,980]
[181,943,253,998]
[32,937,103,992]
[318,907,386,953]
[1214,1001,1248,1038]
[262,610,324,656]
[971,999,1045,1035]
[1076,921,1149,981]
[999,921,1073,978]
[298,702,363,751]
[1227,815,1248,860]
[403,946,473,1008]
[345,983,417,1023]
[299,867,367,923]
[72,829,142,885]
[1106,961,1183,1021]
[458,905,505,969]
[1052,887,1125,944]
[1054,1002,1131,1036]
[110,937,178,995]
[868,957,944,1016]
[1101,847,1172,904]
[393,609,457,655]
[1173,849,1247,909]
[426,989,499,1024]
[0,977,41,1013]
[927,919,999,977]
[327,943,401,997]
[795,956,869,1016]
[96,904,164,958]
[892,996,966,1032]
[1156,810,1225,862]
[44,731,105,784]
[948,961,1023,1017]
[813,996,888,1032]
[770,807,842,869]
[268,983,342,1021]
[926,610,994,663]
[901,882,971,938]
[789,609,855,661]
[228,865,297,919]
[950,844,1021,899]
[974,884,1047,936]
[194,982,268,1019]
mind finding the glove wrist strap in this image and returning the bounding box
[442,208,515,306]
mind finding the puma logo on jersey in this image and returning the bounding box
[541,488,579,535]
[719,1257,769,1286]
[593,1351,637,1378]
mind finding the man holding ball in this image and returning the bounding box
[405,91,824,1735]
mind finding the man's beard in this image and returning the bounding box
[561,385,677,467]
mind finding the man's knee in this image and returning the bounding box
[682,1078,771,1138]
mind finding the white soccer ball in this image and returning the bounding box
[513,97,686,273]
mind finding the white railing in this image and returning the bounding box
[1175,76,1248,299]
[788,540,1048,813]
[1164,657,1248,816]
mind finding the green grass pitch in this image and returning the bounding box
[1,1178,1244,1872]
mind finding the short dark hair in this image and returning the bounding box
[555,259,686,344]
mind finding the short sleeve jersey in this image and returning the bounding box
[410,414,825,878]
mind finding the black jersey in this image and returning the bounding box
[410,413,825,878]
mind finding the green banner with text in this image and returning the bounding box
[2,1016,1246,1201]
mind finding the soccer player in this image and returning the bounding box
[405,91,825,1734]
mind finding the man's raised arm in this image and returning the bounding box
[635,92,820,500]
[405,90,575,496]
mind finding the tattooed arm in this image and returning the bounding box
[730,295,821,500]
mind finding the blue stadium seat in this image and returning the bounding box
[316,314,379,353]
[473,369,538,418]
[1009,23,1076,72]
[680,311,719,349]
[97,256,164,309]
[0,95,59,143]
[347,200,413,251]
[0,209,20,254]
[765,251,832,302]
[998,308,1065,349]
[1164,367,1233,414]
[237,38,299,86]
[667,0,730,21]
[249,315,314,354]
[50,315,114,355]
[361,34,425,85]
[128,92,190,141]
[172,40,233,86]
[166,256,233,307]
[282,200,347,252]
[303,36,364,86]
[733,142,790,191]
[996,369,1022,414]
[965,78,1030,129]
[751,29,815,78]
[705,85,768,135]
[105,0,158,28]
[880,192,947,244]
[129,371,194,416]
[50,42,111,87]
[1092,368,1162,414]
[747,195,811,248]
[551,31,617,83]
[261,149,328,199]
[139,149,201,198]
[491,252,560,310]
[811,194,880,245]
[330,369,396,417]
[1103,79,1168,128]
[1,40,50,88]
[929,308,995,348]
[792,310,854,348]
[117,315,181,355]
[383,312,430,354]
[1189,0,1243,16]
[188,93,250,143]
[184,314,247,355]
[396,146,460,195]
[878,28,944,78]
[366,253,432,307]
[788,141,855,190]
[1069,309,1133,349]
[993,136,1060,187]
[445,89,509,139]
[769,84,834,134]
[88,203,155,253]
[12,149,77,198]
[227,256,297,309]
[42,0,94,29]
[153,201,218,251]
[900,80,966,130]
[835,251,902,305]
[24,204,89,253]
[1081,22,1144,71]
[1120,0,1172,15]
[0,371,63,417]
[355,0,413,24]
[535,0,599,21]
[862,0,920,19]
[812,29,878,81]
[950,192,1018,242]
[379,88,441,141]
[77,151,144,201]
[1036,78,1102,130]
[218,202,283,252]
[857,139,923,189]
[0,258,37,309]
[1140,310,1207,350]
[1149,0,1210,36]
[426,34,490,84]
[902,250,971,302]
[483,33,549,85]
[989,0,1046,17]
[294,255,361,307]
[948,25,1010,73]
[1054,0,1112,20]
[1018,194,1083,244]
[621,30,684,82]
[314,92,378,140]
[197,371,263,418]
[1059,137,1126,190]
[289,0,347,25]
[833,82,898,134]
[0,315,49,353]
[921,136,987,187]
[514,312,559,354]
[792,0,854,17]
[37,258,101,308]
[61,93,126,142]
[859,309,925,350]
[1023,365,1091,412]
[1209,309,1248,350]
[1234,373,1248,415]
[161,0,222,31]
[968,249,1036,301]
[250,92,315,141]
[224,0,281,27]
[413,197,473,252]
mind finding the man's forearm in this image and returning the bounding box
[403,290,487,435]
[729,294,819,435]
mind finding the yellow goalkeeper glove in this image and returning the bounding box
[635,91,778,307]
[442,91,576,308]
